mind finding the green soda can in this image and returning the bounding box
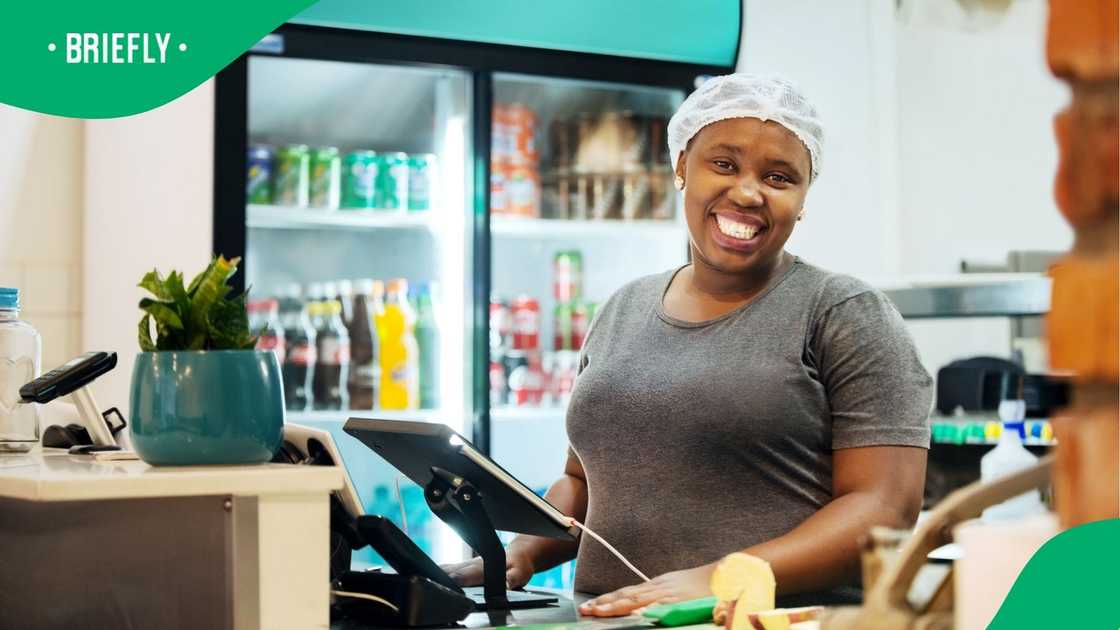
[553,302,573,351]
[342,151,379,209]
[274,144,309,207]
[246,145,274,204]
[309,147,341,209]
[407,153,437,212]
[376,152,409,212]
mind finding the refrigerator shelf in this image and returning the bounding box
[490,216,683,239]
[286,409,445,424]
[248,204,434,232]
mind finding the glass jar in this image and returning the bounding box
[0,287,41,452]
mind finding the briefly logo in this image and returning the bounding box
[46,33,187,64]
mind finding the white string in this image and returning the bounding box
[568,518,651,582]
[394,475,409,536]
[331,590,400,613]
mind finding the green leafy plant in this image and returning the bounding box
[137,255,258,351]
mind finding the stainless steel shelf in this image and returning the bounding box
[247,204,433,231]
[881,275,1051,318]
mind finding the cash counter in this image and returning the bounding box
[0,450,820,630]
[0,448,341,629]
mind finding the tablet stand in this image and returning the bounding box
[425,466,510,610]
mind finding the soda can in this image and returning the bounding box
[503,350,531,407]
[511,295,540,350]
[553,250,583,302]
[553,350,578,404]
[247,145,274,205]
[585,301,598,326]
[508,164,539,217]
[507,103,538,166]
[571,301,590,350]
[540,351,556,406]
[490,162,510,214]
[274,144,310,207]
[407,153,437,212]
[342,151,379,209]
[489,297,511,351]
[491,104,512,168]
[309,147,341,209]
[489,353,508,407]
[553,302,573,351]
[376,152,409,212]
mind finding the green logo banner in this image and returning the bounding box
[989,518,1119,628]
[0,0,316,118]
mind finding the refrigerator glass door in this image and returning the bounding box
[488,72,686,588]
[244,54,473,564]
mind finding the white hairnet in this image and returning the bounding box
[667,73,823,182]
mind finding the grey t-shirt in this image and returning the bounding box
[566,259,932,603]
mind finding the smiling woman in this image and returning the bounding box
[445,74,934,617]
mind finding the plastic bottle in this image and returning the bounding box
[981,374,1046,523]
[347,279,379,410]
[0,287,41,452]
[414,284,440,410]
[252,298,286,368]
[378,279,419,410]
[280,286,316,411]
[336,279,354,327]
[313,300,350,411]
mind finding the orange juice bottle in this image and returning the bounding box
[378,278,419,409]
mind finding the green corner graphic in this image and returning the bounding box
[0,0,316,118]
[988,518,1120,629]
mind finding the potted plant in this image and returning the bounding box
[129,255,283,465]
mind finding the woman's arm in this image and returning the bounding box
[579,445,926,616]
[743,445,926,592]
[446,448,589,587]
[507,448,589,573]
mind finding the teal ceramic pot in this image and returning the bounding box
[130,350,284,466]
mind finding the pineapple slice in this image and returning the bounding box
[710,553,777,630]
[710,553,776,603]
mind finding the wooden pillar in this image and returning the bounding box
[1045,0,1120,528]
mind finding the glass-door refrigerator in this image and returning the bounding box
[215,30,475,566]
[486,75,687,586]
[213,9,737,580]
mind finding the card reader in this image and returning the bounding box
[21,351,121,450]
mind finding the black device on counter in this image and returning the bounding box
[22,351,123,452]
[20,351,116,403]
[343,418,575,614]
[333,571,475,627]
[356,515,558,610]
[935,357,1069,417]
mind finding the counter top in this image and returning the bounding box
[335,591,820,629]
[0,448,343,502]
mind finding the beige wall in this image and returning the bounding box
[0,107,84,371]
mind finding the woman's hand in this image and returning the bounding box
[441,546,536,589]
[578,562,717,617]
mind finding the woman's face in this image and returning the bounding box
[676,117,811,277]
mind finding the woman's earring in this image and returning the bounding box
[674,175,685,191]
[797,210,806,221]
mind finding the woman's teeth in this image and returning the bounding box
[715,214,761,241]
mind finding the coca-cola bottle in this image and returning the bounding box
[253,298,286,367]
[347,279,379,410]
[279,285,316,411]
[313,299,351,410]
